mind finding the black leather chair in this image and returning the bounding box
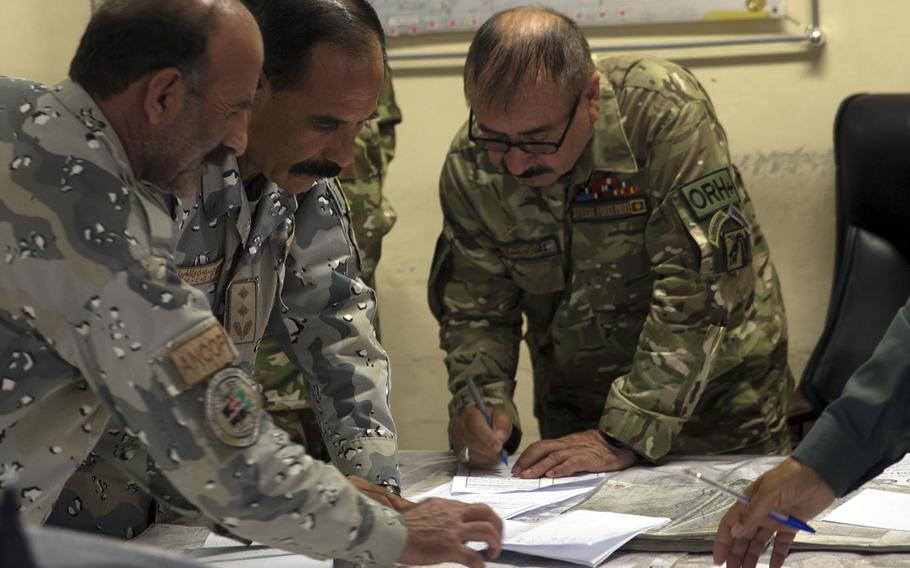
[799,94,910,412]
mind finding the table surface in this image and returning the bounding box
[130,451,910,567]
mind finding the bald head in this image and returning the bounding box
[70,0,254,100]
[464,7,595,111]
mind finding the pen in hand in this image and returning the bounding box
[682,468,816,533]
[464,377,510,467]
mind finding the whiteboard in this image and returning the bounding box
[370,0,787,37]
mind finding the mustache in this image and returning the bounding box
[203,144,233,166]
[288,160,342,179]
[515,165,554,179]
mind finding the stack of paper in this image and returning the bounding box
[450,460,605,495]
[414,456,607,521]
[414,456,667,565]
[484,510,668,567]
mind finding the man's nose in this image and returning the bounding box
[222,112,250,157]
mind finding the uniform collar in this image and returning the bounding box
[53,79,137,186]
[570,70,638,186]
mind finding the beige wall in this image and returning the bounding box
[378,0,910,451]
[3,1,908,452]
[0,1,92,84]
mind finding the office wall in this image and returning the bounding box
[0,1,92,84]
[3,1,907,452]
[378,0,910,450]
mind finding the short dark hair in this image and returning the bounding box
[464,7,595,111]
[70,0,220,100]
[242,0,386,93]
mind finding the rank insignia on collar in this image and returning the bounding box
[227,279,258,345]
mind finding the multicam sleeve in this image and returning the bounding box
[269,179,401,488]
[428,155,524,451]
[375,65,402,166]
[50,247,405,564]
[599,96,764,462]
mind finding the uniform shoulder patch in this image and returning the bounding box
[722,225,751,272]
[168,323,238,388]
[679,169,740,220]
[204,369,262,448]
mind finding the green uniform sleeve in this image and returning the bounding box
[599,97,762,461]
[375,67,401,166]
[793,301,910,496]
[428,157,523,451]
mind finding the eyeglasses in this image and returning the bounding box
[468,92,583,156]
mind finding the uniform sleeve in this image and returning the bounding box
[375,66,401,166]
[599,98,760,461]
[792,301,910,496]
[428,156,524,451]
[269,179,401,488]
[54,255,406,565]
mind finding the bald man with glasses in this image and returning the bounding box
[429,6,793,477]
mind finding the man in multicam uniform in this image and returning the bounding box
[2,0,502,566]
[429,7,793,477]
[253,68,401,456]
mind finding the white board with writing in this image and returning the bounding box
[371,0,787,37]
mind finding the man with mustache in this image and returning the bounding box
[41,1,504,566]
[54,0,506,565]
[252,67,401,460]
[429,7,793,476]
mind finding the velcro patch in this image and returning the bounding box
[500,237,560,260]
[204,369,261,448]
[722,227,751,271]
[169,323,237,388]
[176,258,224,286]
[572,197,648,222]
[679,169,740,219]
[227,279,257,345]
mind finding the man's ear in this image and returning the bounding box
[584,72,600,121]
[143,67,186,125]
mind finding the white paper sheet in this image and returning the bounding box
[474,510,669,567]
[415,479,598,519]
[451,459,605,494]
[200,532,331,566]
[822,488,910,532]
[873,453,910,487]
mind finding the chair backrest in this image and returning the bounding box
[800,94,910,410]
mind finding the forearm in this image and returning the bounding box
[279,179,400,486]
[793,303,910,496]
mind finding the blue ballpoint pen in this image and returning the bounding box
[683,469,816,533]
[464,377,510,467]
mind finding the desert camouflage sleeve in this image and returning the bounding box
[269,178,401,488]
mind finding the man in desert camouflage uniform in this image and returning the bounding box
[253,68,401,455]
[2,1,501,565]
[51,0,404,540]
[429,7,793,477]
